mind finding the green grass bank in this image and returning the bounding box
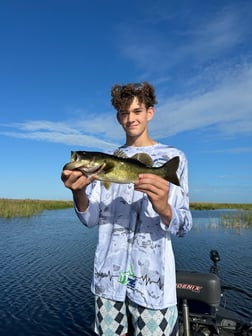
[0,198,252,219]
[0,198,73,218]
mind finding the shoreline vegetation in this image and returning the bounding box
[0,199,252,227]
[0,199,73,218]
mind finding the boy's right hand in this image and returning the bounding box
[61,169,93,192]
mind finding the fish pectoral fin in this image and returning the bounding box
[102,162,115,174]
[103,181,111,189]
[131,153,153,167]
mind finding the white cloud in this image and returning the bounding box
[119,3,252,75]
[150,63,252,138]
[0,129,119,151]
[1,4,252,152]
[0,62,251,150]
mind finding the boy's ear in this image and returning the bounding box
[147,106,154,121]
[116,112,121,124]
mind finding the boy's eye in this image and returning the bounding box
[119,109,142,117]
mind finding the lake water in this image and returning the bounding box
[1,208,251,335]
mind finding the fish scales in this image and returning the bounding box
[63,151,180,188]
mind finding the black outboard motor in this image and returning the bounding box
[176,270,221,335]
[176,250,250,336]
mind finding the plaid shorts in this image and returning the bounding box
[94,296,178,336]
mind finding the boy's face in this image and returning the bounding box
[117,96,154,139]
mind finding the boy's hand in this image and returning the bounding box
[61,169,92,192]
[134,174,172,225]
[61,170,95,212]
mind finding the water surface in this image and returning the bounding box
[0,209,251,335]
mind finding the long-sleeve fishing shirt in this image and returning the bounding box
[75,143,192,309]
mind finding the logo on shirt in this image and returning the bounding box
[118,264,136,289]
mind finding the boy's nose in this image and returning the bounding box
[127,112,135,122]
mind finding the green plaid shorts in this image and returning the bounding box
[94,296,178,336]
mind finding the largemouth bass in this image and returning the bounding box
[63,150,180,188]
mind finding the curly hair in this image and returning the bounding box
[111,82,158,112]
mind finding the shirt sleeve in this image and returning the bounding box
[161,153,192,236]
[74,181,101,228]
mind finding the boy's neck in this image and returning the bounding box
[125,136,157,147]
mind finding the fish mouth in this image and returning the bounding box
[63,162,106,176]
[63,162,85,170]
[80,163,106,175]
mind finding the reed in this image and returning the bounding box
[190,203,252,228]
[1,198,252,219]
[190,202,252,211]
[0,198,73,218]
[220,211,252,228]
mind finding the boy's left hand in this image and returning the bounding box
[134,174,172,225]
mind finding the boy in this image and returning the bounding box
[61,82,192,335]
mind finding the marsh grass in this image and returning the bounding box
[0,199,73,218]
[191,203,252,228]
[220,211,252,229]
[1,199,252,224]
[190,202,252,211]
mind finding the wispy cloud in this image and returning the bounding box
[150,63,252,138]
[0,3,251,153]
[0,121,117,151]
[0,62,251,150]
[119,3,252,77]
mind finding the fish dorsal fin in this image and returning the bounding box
[113,149,128,159]
[131,153,153,167]
[114,148,153,167]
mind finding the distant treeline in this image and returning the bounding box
[0,198,252,218]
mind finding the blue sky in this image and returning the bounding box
[0,0,252,203]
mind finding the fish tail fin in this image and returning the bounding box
[163,156,180,186]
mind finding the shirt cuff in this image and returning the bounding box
[160,205,179,233]
[74,200,98,227]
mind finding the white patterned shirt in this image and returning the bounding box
[75,143,192,309]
